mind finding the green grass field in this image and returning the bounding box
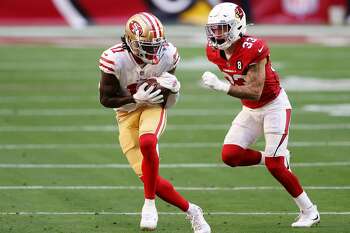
[0,43,350,233]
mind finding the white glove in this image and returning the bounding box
[156,72,181,93]
[133,83,164,104]
[201,71,230,93]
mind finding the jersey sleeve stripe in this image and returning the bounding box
[99,63,115,72]
[110,45,124,53]
[100,56,115,65]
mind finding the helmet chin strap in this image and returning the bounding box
[233,23,253,42]
[221,21,250,49]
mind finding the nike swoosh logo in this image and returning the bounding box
[258,46,264,53]
[312,215,319,221]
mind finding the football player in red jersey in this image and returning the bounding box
[98,12,210,232]
[202,2,320,227]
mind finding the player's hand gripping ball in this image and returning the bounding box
[136,78,171,103]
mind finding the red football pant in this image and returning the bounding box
[139,134,159,199]
[265,156,303,197]
[221,144,262,167]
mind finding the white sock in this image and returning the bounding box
[144,199,156,208]
[259,151,266,165]
[294,191,313,211]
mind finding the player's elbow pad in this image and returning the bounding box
[165,92,179,108]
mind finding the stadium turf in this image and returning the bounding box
[0,44,349,233]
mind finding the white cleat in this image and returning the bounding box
[186,204,211,233]
[292,205,320,227]
[140,202,158,231]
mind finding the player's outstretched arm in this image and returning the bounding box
[202,58,266,101]
[99,71,135,108]
[227,58,267,100]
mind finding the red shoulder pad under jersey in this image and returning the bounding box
[242,36,270,65]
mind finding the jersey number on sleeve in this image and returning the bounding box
[242,37,257,49]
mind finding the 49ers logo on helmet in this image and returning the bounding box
[235,6,244,20]
[129,20,143,36]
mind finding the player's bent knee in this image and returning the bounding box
[139,133,158,154]
[265,156,285,175]
[124,147,143,177]
[221,144,245,167]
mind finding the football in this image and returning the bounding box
[136,78,171,103]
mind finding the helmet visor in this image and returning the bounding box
[205,22,235,47]
[131,39,165,63]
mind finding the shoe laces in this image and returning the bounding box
[186,207,204,231]
[294,209,311,221]
[143,213,154,220]
[142,208,157,221]
[294,212,302,221]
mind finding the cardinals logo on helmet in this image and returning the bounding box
[129,20,143,36]
[235,6,244,20]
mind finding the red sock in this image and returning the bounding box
[222,144,262,167]
[156,176,189,211]
[265,156,303,197]
[139,134,159,199]
[139,176,189,211]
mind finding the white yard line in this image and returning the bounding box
[0,211,349,216]
[0,107,349,116]
[0,108,333,116]
[0,161,349,169]
[0,96,92,103]
[0,141,350,150]
[0,186,349,191]
[0,123,349,132]
[1,107,350,117]
[0,108,239,116]
[1,94,350,103]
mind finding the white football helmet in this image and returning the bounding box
[205,2,247,50]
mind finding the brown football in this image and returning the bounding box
[136,78,171,103]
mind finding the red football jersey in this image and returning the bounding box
[206,36,281,109]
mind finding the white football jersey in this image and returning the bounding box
[99,42,180,112]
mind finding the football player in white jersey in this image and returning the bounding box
[98,12,211,233]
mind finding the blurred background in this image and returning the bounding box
[1,0,350,47]
[1,0,350,26]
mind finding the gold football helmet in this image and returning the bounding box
[125,12,165,64]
